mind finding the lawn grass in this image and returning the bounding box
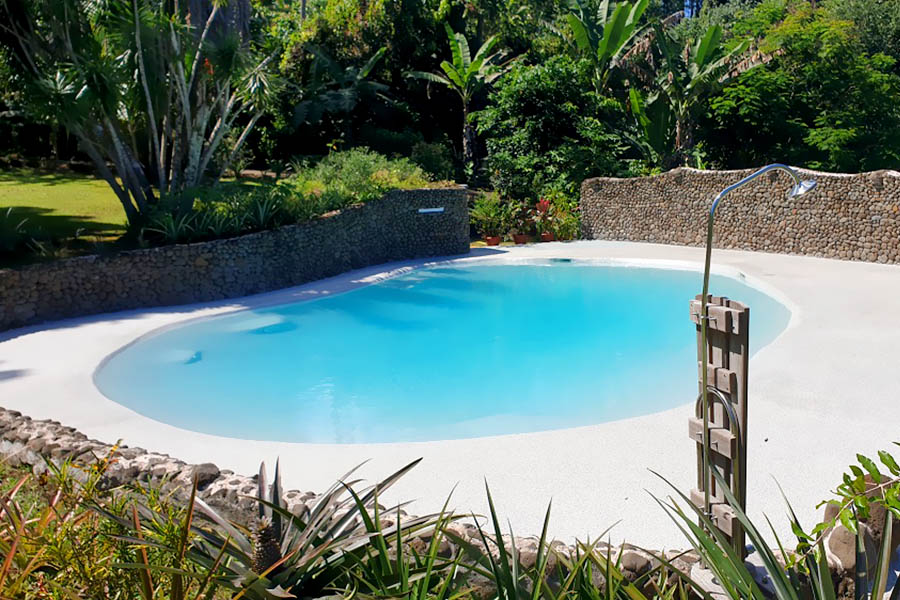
[471,240,519,247]
[0,168,127,242]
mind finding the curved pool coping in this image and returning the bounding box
[2,240,899,549]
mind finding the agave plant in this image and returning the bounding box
[107,483,230,600]
[445,482,685,600]
[241,189,286,232]
[194,207,241,240]
[116,459,446,599]
[143,211,197,244]
[343,494,467,599]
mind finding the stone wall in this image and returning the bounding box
[580,167,900,263]
[0,188,470,331]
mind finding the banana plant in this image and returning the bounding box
[628,86,675,167]
[408,23,511,184]
[291,46,389,131]
[566,0,650,92]
[630,23,750,168]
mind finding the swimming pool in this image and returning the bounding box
[94,262,790,443]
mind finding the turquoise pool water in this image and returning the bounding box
[94,263,790,443]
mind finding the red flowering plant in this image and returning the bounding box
[530,196,555,235]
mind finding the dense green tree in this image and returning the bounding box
[703,2,900,171]
[630,23,748,167]
[821,0,900,76]
[477,55,630,201]
[670,0,762,43]
[268,0,564,171]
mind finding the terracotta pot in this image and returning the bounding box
[513,234,530,245]
[484,236,501,246]
[540,232,555,242]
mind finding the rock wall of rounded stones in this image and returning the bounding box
[0,188,471,332]
[580,167,900,262]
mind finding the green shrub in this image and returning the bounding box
[477,55,630,202]
[411,140,456,181]
[135,149,435,247]
[470,192,505,238]
[543,189,581,241]
[703,1,900,171]
[0,452,225,599]
[284,147,432,207]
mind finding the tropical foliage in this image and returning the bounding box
[656,446,900,600]
[703,1,900,171]
[2,0,900,265]
[5,441,898,599]
[409,24,511,182]
[0,0,278,222]
[141,148,437,245]
[630,24,749,167]
[567,0,650,92]
[477,55,630,202]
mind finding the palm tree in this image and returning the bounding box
[630,23,749,167]
[409,23,510,184]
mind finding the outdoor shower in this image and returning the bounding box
[697,164,817,531]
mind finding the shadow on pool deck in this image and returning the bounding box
[0,369,30,381]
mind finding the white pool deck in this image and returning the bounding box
[1,240,899,549]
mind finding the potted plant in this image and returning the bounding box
[552,210,580,241]
[508,201,533,244]
[532,197,555,242]
[542,190,581,241]
[471,192,504,245]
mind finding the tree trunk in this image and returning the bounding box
[462,104,477,185]
[672,117,694,168]
[186,0,251,42]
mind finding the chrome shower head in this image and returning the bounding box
[789,179,817,198]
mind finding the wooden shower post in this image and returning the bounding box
[689,295,749,559]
